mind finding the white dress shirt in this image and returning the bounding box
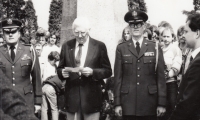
[191,47,200,59]
[75,37,89,67]
[7,43,18,55]
[132,36,143,48]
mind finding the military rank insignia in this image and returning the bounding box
[144,52,154,56]
[21,54,31,60]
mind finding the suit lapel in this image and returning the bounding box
[138,39,148,59]
[13,43,24,64]
[128,40,138,57]
[84,38,97,67]
[0,45,13,64]
[68,39,76,67]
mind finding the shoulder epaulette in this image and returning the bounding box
[118,40,130,45]
[147,40,156,43]
[24,44,31,46]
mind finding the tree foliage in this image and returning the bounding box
[0,0,38,44]
[48,0,63,45]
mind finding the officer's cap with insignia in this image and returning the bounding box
[124,10,148,23]
[0,18,22,29]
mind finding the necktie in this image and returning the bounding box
[75,44,83,67]
[136,41,140,54]
[189,56,193,66]
[190,56,193,62]
[10,46,15,61]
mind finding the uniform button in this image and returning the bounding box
[13,84,15,86]
[12,66,14,68]
[137,75,140,77]
[30,91,33,93]
[137,82,140,85]
[79,77,81,79]
[13,78,15,80]
[12,72,15,74]
[178,91,179,94]
[137,67,140,70]
[137,60,140,62]
[150,60,152,63]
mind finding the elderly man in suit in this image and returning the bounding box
[57,17,112,120]
[114,10,166,120]
[0,18,42,113]
[169,12,200,120]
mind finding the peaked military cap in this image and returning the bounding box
[124,10,148,23]
[0,18,22,29]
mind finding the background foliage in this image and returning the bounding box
[0,0,38,44]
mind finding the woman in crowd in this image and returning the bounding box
[143,28,152,40]
[160,27,182,120]
[41,51,64,120]
[118,26,131,44]
[41,33,60,62]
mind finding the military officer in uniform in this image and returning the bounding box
[114,10,166,120]
[0,19,42,113]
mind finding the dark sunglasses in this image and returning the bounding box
[129,22,144,29]
[3,28,19,34]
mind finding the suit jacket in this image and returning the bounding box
[0,42,42,111]
[57,38,112,113]
[0,69,38,120]
[114,39,166,116]
[169,52,200,120]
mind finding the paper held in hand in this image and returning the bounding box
[64,67,83,73]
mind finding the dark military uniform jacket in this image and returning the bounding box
[57,38,112,113]
[114,39,166,116]
[0,42,42,110]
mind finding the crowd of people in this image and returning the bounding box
[1,6,200,120]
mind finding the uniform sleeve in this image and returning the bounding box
[92,43,112,80]
[31,47,42,105]
[156,45,167,106]
[113,46,122,106]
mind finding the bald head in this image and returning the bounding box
[72,17,91,31]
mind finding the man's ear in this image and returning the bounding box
[196,30,200,39]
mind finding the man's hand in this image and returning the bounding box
[115,106,122,116]
[62,69,69,78]
[35,105,41,113]
[157,106,166,117]
[81,67,93,77]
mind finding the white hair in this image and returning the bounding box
[72,17,91,31]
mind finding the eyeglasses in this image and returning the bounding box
[129,22,144,29]
[74,31,87,37]
[3,28,19,34]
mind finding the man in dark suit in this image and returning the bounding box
[114,10,166,120]
[169,12,200,120]
[57,17,112,120]
[0,19,42,113]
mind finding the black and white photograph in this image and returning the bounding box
[1,0,200,120]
